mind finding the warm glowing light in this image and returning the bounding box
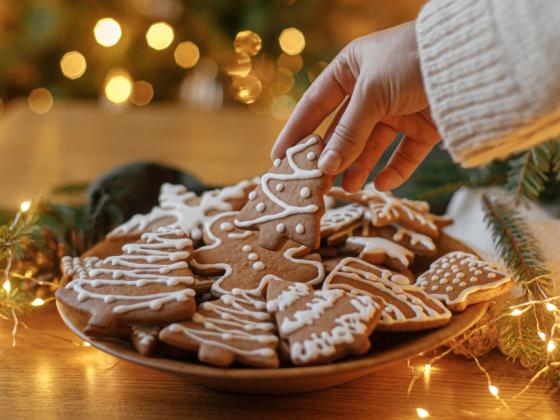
[130,80,154,106]
[538,331,547,341]
[104,70,132,104]
[547,340,557,353]
[488,384,499,397]
[271,94,296,120]
[27,88,53,114]
[546,302,557,312]
[224,52,251,78]
[416,408,430,418]
[60,51,87,79]
[278,27,305,55]
[20,200,31,213]
[230,73,262,104]
[94,18,122,47]
[82,341,92,347]
[146,22,174,50]
[277,53,303,73]
[423,364,432,375]
[273,68,294,94]
[3,280,11,293]
[31,297,45,307]
[511,308,523,316]
[174,41,200,69]
[234,30,262,56]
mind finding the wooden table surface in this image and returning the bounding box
[1,103,558,419]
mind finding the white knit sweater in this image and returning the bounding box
[416,0,560,167]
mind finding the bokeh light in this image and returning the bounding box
[94,18,122,47]
[20,200,31,212]
[230,73,262,104]
[104,70,133,104]
[271,94,296,119]
[307,61,328,82]
[234,30,262,56]
[27,88,53,114]
[60,51,87,79]
[174,41,200,69]
[273,68,295,94]
[278,27,305,55]
[277,53,303,74]
[146,22,174,50]
[224,52,251,78]
[131,80,154,106]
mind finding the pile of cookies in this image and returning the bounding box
[57,135,514,368]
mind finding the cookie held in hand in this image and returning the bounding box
[266,281,383,366]
[235,135,331,249]
[159,292,279,368]
[416,251,513,312]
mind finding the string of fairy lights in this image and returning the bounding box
[23,16,313,117]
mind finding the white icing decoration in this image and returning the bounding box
[273,158,282,167]
[296,224,305,234]
[256,202,266,212]
[275,184,284,192]
[392,225,436,251]
[63,228,196,314]
[220,222,234,232]
[306,152,316,160]
[242,245,252,252]
[346,236,413,267]
[249,191,257,200]
[235,136,322,229]
[276,223,286,233]
[248,253,258,261]
[320,204,364,234]
[299,187,311,199]
[252,261,265,271]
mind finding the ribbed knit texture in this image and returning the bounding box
[416,0,560,167]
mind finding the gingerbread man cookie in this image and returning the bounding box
[57,227,200,336]
[235,135,331,249]
[266,281,382,366]
[345,236,415,272]
[192,211,324,297]
[416,251,513,312]
[108,179,255,242]
[324,258,451,331]
[159,292,279,368]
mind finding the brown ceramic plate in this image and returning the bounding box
[56,233,488,394]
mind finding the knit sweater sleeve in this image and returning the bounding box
[416,0,560,167]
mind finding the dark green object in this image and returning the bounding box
[85,162,211,246]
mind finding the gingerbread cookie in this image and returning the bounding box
[235,135,331,249]
[345,236,414,272]
[108,179,255,242]
[266,281,382,366]
[57,227,199,336]
[324,258,451,331]
[416,251,513,312]
[159,292,279,368]
[192,211,324,297]
[362,224,437,257]
[131,325,161,356]
[320,204,364,238]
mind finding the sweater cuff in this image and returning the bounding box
[416,0,531,166]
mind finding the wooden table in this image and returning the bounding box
[1,103,557,419]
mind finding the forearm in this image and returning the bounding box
[416,0,560,166]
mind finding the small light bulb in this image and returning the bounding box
[2,280,11,293]
[20,200,31,213]
[538,331,547,341]
[547,340,556,353]
[488,384,499,397]
[31,297,45,307]
[546,303,558,312]
[83,341,92,347]
[416,408,430,418]
[423,364,431,374]
[511,308,523,316]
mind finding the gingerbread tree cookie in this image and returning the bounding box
[345,236,414,272]
[57,227,201,336]
[416,251,513,312]
[266,281,382,366]
[324,258,451,331]
[159,292,279,368]
[108,179,255,242]
[192,211,325,297]
[235,135,331,249]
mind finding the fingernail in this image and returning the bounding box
[318,149,342,174]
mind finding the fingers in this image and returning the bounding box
[271,56,356,160]
[318,80,383,175]
[341,123,397,192]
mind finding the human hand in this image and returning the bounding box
[271,21,440,192]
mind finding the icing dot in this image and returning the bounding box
[431,275,439,281]
[452,278,461,284]
[470,277,478,283]
[307,152,316,160]
[474,270,482,276]
[242,245,252,252]
[275,183,285,192]
[256,202,266,212]
[220,222,234,232]
[252,261,265,271]
[420,280,428,286]
[296,224,305,234]
[442,263,450,268]
[276,223,286,233]
[445,286,454,292]
[444,272,451,278]
[299,187,311,198]
[488,273,497,278]
[436,269,444,274]
[248,253,258,261]
[248,191,257,200]
[459,281,467,287]
[456,272,465,279]
[273,159,282,167]
[439,279,448,285]
[431,285,439,291]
